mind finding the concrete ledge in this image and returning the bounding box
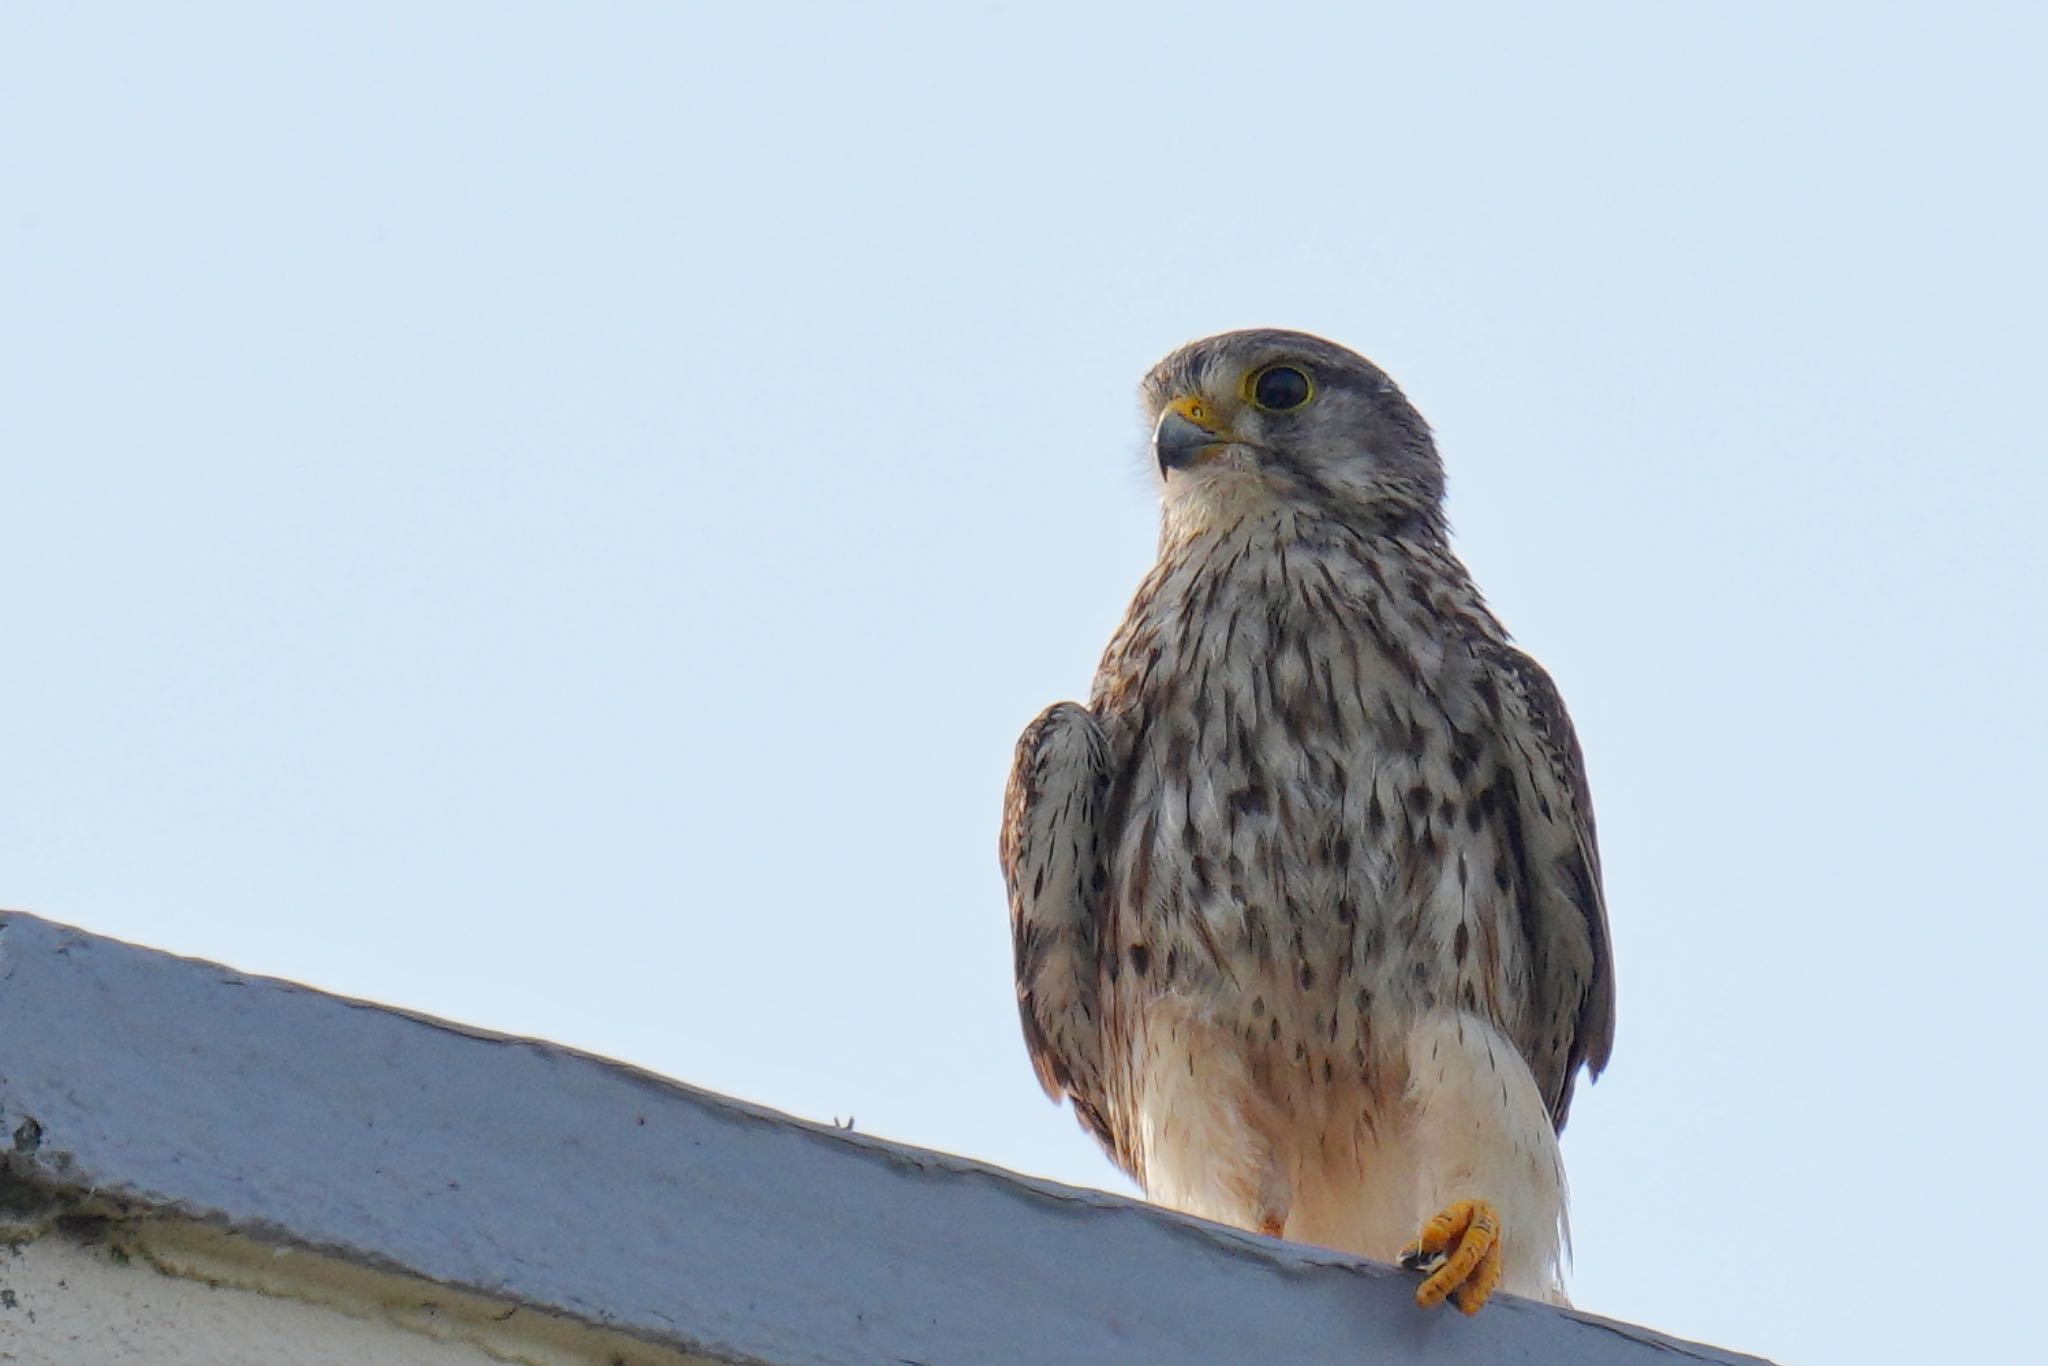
[0,911,1769,1364]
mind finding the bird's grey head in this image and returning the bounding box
[1141,329,1444,539]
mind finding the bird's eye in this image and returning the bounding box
[1248,364,1313,412]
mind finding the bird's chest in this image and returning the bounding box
[1092,535,1518,1055]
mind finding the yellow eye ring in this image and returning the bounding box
[1244,364,1314,412]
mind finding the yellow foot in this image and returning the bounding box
[1256,1215,1284,1238]
[1398,1199,1503,1315]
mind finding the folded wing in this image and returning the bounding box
[1000,701,1116,1151]
[1476,641,1616,1129]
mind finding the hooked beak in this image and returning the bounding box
[1154,404,1227,475]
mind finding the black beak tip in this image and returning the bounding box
[1154,411,1222,474]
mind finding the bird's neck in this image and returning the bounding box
[1157,493,1453,577]
[1095,501,1502,727]
[1132,495,1499,660]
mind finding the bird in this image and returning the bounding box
[1000,329,1614,1314]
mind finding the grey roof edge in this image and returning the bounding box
[25,1212,729,1366]
[0,910,1773,1366]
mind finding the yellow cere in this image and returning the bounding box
[1165,393,1218,428]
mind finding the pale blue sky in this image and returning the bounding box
[4,4,2043,1361]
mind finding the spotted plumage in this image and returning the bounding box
[1001,329,1614,1311]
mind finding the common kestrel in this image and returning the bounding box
[1001,329,1614,1313]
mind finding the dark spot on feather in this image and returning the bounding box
[1233,719,1258,766]
[1129,820,1157,910]
[1247,907,1273,964]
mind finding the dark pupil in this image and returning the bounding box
[1255,366,1310,410]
